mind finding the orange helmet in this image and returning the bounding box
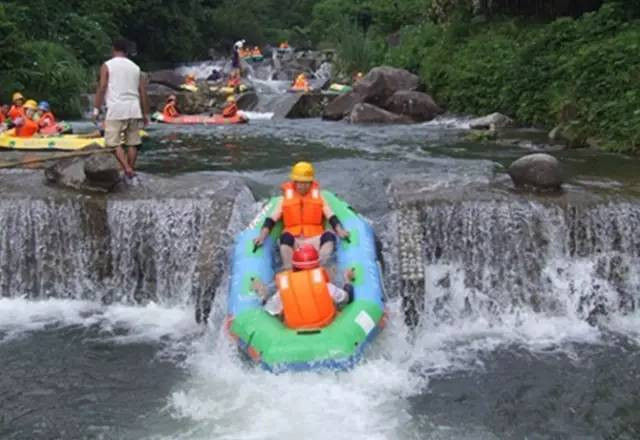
[292,244,320,270]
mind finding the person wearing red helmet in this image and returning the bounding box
[251,244,355,329]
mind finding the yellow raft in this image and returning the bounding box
[0,134,105,151]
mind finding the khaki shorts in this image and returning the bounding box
[104,119,142,147]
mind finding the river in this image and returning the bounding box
[1,116,639,439]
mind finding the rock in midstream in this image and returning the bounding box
[0,171,254,323]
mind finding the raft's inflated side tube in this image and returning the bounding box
[0,133,105,150]
[152,112,248,125]
[227,191,385,372]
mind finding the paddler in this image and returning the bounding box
[13,100,40,137]
[232,39,245,76]
[253,161,350,270]
[222,95,238,118]
[0,104,8,125]
[292,73,309,92]
[163,95,180,118]
[36,101,57,130]
[251,46,262,58]
[251,244,355,328]
[183,73,197,88]
[8,92,25,119]
[226,71,241,91]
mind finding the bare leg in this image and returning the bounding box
[114,146,133,176]
[319,241,334,267]
[280,244,293,271]
[127,146,138,172]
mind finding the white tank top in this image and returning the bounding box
[105,56,142,120]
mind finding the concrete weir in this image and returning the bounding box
[0,171,255,323]
[388,173,640,328]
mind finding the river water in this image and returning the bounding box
[1,116,640,439]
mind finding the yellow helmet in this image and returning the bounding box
[12,92,24,102]
[290,161,314,182]
[226,95,236,102]
[23,99,38,110]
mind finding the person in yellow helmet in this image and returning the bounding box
[291,73,309,92]
[253,161,350,270]
[9,92,25,119]
[222,95,238,118]
[13,100,40,137]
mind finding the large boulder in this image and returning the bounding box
[148,69,184,90]
[348,103,413,124]
[322,91,365,121]
[507,153,564,191]
[84,153,121,191]
[286,93,331,118]
[44,157,86,190]
[549,122,588,149]
[45,148,122,193]
[385,91,443,122]
[469,112,514,129]
[236,91,258,111]
[353,66,420,107]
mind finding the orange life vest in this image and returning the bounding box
[222,102,237,118]
[276,267,336,329]
[281,181,324,237]
[8,105,23,119]
[292,76,309,91]
[15,117,39,137]
[163,103,178,118]
[38,112,56,128]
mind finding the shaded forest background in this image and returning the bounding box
[0,0,637,150]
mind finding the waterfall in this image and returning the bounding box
[389,193,640,326]
[0,175,255,321]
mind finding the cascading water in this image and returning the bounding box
[389,193,640,327]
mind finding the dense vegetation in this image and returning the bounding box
[0,0,316,115]
[1,0,638,151]
[311,0,640,151]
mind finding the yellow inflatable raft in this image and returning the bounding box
[0,134,105,151]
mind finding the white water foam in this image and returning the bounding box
[239,110,274,120]
[0,298,197,345]
[164,297,424,440]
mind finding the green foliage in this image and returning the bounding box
[331,17,383,76]
[2,41,88,116]
[385,2,640,151]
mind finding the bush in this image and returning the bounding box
[2,41,89,117]
[385,2,640,151]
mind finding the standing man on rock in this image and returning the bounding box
[94,39,149,184]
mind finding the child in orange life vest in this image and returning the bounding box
[251,244,354,327]
[226,72,241,90]
[13,100,40,137]
[36,101,57,130]
[163,95,180,118]
[8,92,25,119]
[292,73,309,92]
[0,104,8,125]
[222,95,238,118]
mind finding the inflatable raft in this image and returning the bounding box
[152,112,248,125]
[227,191,385,372]
[0,133,105,150]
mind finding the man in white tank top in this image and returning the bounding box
[94,39,149,184]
